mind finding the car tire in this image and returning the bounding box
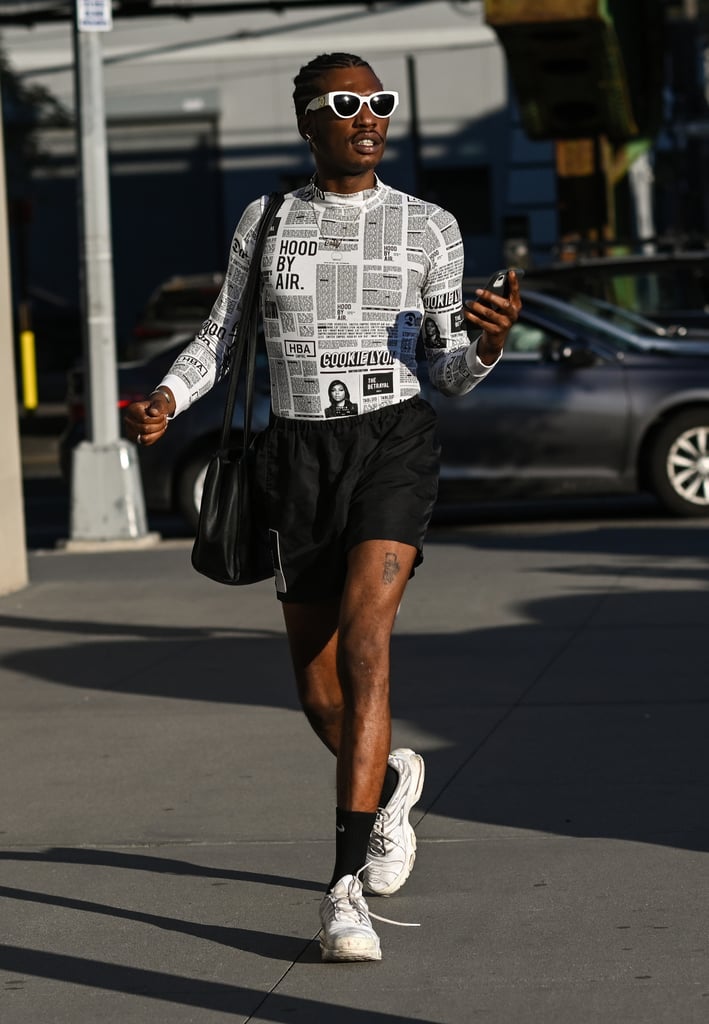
[176,452,211,532]
[649,408,709,516]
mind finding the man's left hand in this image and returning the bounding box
[463,268,522,366]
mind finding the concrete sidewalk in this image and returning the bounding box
[1,512,708,1023]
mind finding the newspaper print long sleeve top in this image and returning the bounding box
[160,178,500,420]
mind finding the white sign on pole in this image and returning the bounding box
[77,0,113,32]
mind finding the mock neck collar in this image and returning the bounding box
[305,174,383,205]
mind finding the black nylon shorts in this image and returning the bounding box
[253,396,441,603]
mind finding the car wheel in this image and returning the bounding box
[649,409,709,516]
[176,452,211,532]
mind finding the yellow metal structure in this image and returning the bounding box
[20,329,38,411]
[485,0,608,23]
[483,0,662,142]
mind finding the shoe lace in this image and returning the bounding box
[368,808,388,857]
[369,806,409,862]
[327,886,372,927]
[353,866,419,928]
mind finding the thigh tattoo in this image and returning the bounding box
[383,552,401,584]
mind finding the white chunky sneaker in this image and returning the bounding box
[319,874,382,962]
[363,748,425,897]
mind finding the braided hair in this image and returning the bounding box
[292,52,374,117]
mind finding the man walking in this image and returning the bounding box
[125,52,521,962]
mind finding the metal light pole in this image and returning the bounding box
[0,75,28,594]
[406,55,423,197]
[68,0,155,546]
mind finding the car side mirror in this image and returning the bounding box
[542,337,597,368]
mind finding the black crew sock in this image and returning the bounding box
[328,807,377,891]
[378,764,399,808]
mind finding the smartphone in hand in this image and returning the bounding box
[478,267,524,308]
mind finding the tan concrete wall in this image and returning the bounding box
[0,80,28,595]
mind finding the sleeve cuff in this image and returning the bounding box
[159,374,192,418]
[465,336,503,377]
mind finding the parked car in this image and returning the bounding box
[525,251,709,332]
[60,338,272,531]
[61,289,709,529]
[122,273,224,361]
[426,289,709,517]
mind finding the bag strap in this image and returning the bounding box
[219,191,284,451]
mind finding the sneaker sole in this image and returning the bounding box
[365,750,425,897]
[320,941,382,963]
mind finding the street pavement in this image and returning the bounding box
[1,485,709,1022]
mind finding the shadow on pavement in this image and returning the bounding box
[0,848,322,892]
[1,568,708,852]
[2,506,708,1018]
[0,884,312,962]
[0,944,435,1021]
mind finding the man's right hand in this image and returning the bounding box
[124,389,173,447]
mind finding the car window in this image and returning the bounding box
[504,322,549,356]
[530,260,709,324]
[608,269,709,317]
[523,294,637,352]
[562,292,666,335]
